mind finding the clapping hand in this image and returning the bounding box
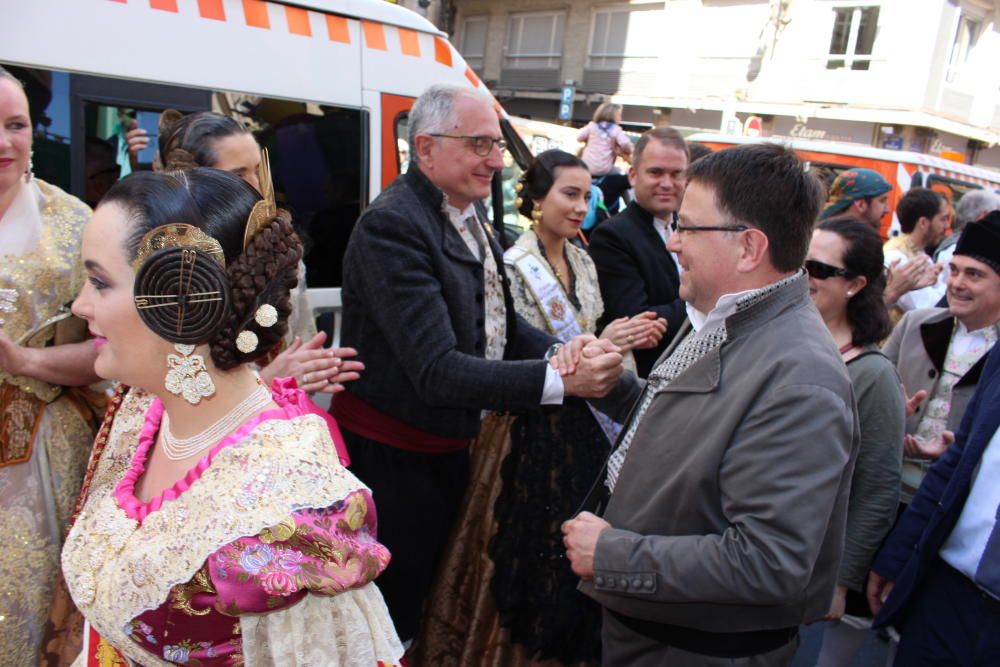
[260,332,364,394]
[600,312,667,351]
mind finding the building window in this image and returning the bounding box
[503,11,565,70]
[459,16,488,73]
[587,6,661,72]
[826,6,879,70]
[946,14,981,83]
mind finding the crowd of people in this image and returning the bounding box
[2,69,999,667]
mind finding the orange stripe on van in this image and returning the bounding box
[107,0,127,4]
[285,6,311,36]
[398,28,421,57]
[242,0,270,28]
[433,36,453,66]
[150,0,178,11]
[464,66,481,87]
[362,21,387,50]
[197,0,225,20]
[325,15,350,43]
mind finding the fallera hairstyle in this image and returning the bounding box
[954,189,1000,233]
[685,142,823,272]
[592,102,621,124]
[633,126,688,168]
[407,84,493,166]
[100,168,302,369]
[157,109,250,172]
[517,149,589,218]
[896,187,945,234]
[817,218,892,347]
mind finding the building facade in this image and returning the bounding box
[432,0,1000,169]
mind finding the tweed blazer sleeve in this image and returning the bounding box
[347,205,550,412]
[593,382,856,606]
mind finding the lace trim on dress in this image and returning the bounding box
[115,378,348,523]
[61,384,368,667]
[241,583,404,666]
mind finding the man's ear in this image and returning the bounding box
[738,227,770,273]
[413,134,436,168]
[627,164,638,189]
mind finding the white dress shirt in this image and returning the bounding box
[939,425,1000,591]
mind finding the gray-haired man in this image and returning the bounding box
[332,84,622,640]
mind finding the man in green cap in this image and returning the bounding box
[820,168,938,305]
[819,167,892,229]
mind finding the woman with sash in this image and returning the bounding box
[0,67,106,667]
[61,167,402,666]
[413,150,664,666]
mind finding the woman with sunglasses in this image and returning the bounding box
[806,218,905,665]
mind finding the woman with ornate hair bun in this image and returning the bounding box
[152,108,361,395]
[62,167,402,666]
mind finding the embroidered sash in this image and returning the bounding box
[506,247,622,444]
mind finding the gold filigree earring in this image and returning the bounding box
[165,344,216,405]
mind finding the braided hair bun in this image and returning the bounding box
[209,209,303,370]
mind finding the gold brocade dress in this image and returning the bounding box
[0,179,104,667]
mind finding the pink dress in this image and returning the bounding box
[62,379,403,667]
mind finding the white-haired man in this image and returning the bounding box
[333,84,622,641]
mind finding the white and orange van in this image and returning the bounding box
[688,133,1000,239]
[1,0,534,295]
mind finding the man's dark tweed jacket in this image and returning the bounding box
[339,165,555,439]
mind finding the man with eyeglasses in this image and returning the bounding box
[334,83,623,643]
[588,126,690,377]
[561,143,859,666]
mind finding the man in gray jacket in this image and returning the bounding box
[884,213,1000,504]
[561,143,860,666]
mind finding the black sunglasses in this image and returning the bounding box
[805,259,853,280]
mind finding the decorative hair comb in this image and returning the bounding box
[243,148,276,249]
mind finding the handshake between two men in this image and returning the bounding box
[552,311,668,399]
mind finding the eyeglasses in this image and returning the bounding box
[804,259,854,280]
[429,133,507,157]
[670,220,749,234]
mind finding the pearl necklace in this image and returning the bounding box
[161,384,273,460]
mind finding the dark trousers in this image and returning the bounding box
[342,428,470,641]
[895,558,1000,666]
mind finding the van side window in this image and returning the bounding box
[230,95,366,288]
[395,114,410,174]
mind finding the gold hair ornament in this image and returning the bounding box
[131,223,225,271]
[243,148,276,250]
